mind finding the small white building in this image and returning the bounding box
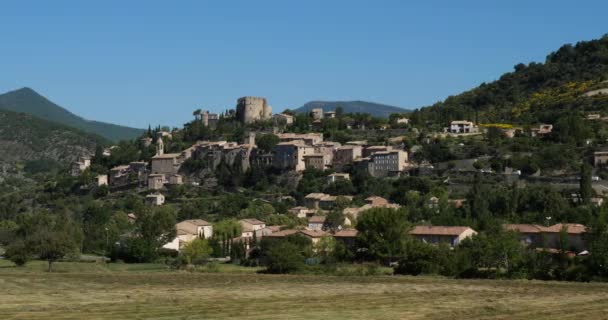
[96,174,108,186]
[146,193,165,206]
[449,121,477,134]
[308,216,326,231]
[327,173,350,184]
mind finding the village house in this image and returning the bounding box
[273,141,315,172]
[333,229,358,250]
[240,219,266,238]
[273,113,294,125]
[504,223,587,252]
[176,219,213,239]
[148,174,165,190]
[409,226,477,247]
[288,206,315,218]
[449,120,477,134]
[304,193,352,210]
[298,229,328,245]
[308,216,326,231]
[530,124,553,137]
[367,150,409,177]
[151,153,182,176]
[311,108,324,120]
[303,153,328,170]
[342,196,401,222]
[96,175,108,186]
[333,145,363,170]
[163,219,213,251]
[276,133,324,146]
[109,165,131,185]
[503,224,545,247]
[264,229,300,239]
[324,111,337,119]
[594,150,608,167]
[327,173,350,184]
[363,145,393,157]
[396,117,410,125]
[145,193,165,206]
[71,156,91,176]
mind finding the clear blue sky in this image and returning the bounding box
[1,1,607,128]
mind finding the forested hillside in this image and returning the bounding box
[0,109,106,173]
[412,35,608,126]
[0,88,144,142]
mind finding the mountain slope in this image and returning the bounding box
[0,109,106,169]
[0,88,144,142]
[414,34,608,125]
[293,100,410,118]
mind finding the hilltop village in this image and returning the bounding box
[49,89,608,280]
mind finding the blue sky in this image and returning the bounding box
[1,1,607,128]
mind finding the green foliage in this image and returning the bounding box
[265,241,306,274]
[181,238,212,265]
[255,134,280,153]
[356,208,410,263]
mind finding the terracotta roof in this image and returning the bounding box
[544,223,586,234]
[264,229,299,238]
[299,229,328,238]
[503,224,545,233]
[409,226,473,236]
[333,229,358,238]
[308,216,326,224]
[240,218,265,225]
[180,219,211,226]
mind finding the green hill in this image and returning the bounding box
[293,100,410,118]
[0,88,144,142]
[0,109,107,171]
[413,34,608,126]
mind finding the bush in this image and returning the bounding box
[5,240,30,267]
[265,242,305,274]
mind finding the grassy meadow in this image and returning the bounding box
[1,260,608,319]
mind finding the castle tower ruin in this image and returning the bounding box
[236,96,272,123]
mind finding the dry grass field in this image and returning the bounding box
[1,261,608,319]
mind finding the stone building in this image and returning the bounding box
[273,141,315,172]
[273,113,294,125]
[368,150,409,177]
[276,133,323,146]
[71,156,91,176]
[146,193,165,206]
[148,174,165,190]
[236,96,272,123]
[311,108,324,120]
[333,145,363,170]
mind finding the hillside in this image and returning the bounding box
[0,109,106,170]
[0,88,144,142]
[293,100,409,118]
[414,34,608,125]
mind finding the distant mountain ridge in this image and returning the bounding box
[293,100,410,118]
[0,87,144,142]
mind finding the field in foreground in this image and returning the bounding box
[1,261,608,319]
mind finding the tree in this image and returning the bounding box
[356,208,410,264]
[266,241,305,274]
[580,163,593,205]
[21,213,82,272]
[181,238,212,265]
[4,240,30,266]
[323,210,345,232]
[255,134,280,153]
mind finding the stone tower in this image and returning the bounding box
[236,96,272,124]
[156,137,164,156]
